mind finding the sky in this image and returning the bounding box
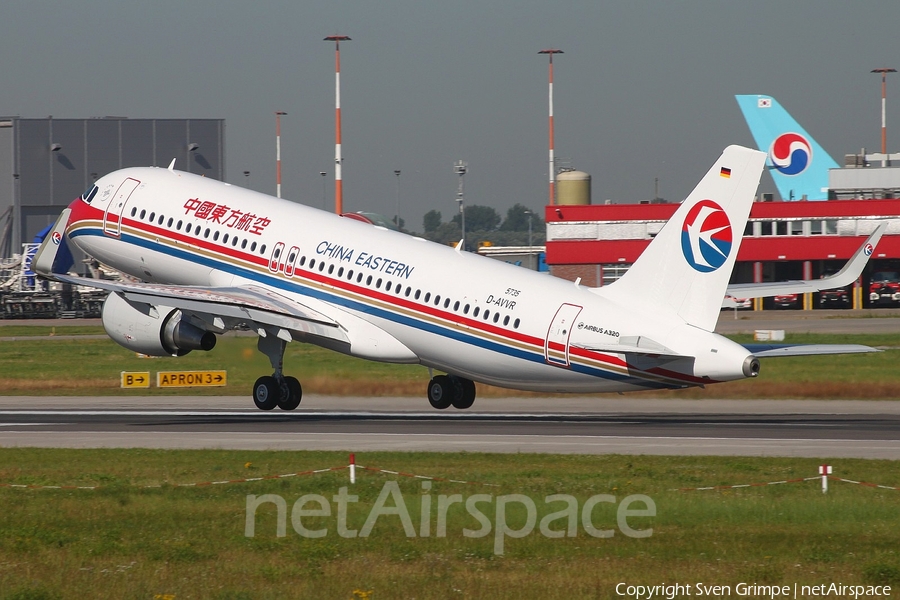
[2,0,900,232]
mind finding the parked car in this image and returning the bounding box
[722,294,752,310]
[773,293,799,309]
[818,272,850,308]
[869,271,900,307]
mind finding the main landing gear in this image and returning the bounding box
[427,374,476,410]
[253,334,302,411]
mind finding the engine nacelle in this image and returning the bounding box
[101,292,216,356]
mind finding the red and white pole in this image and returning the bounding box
[819,464,832,493]
[275,111,287,198]
[326,35,351,214]
[539,49,563,204]
[349,453,356,484]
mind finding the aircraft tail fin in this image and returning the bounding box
[735,94,838,201]
[600,145,766,332]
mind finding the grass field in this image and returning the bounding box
[0,449,898,599]
[1,325,898,398]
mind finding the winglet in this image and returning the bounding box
[725,221,888,299]
[33,209,71,277]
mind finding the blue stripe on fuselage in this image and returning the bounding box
[69,226,676,389]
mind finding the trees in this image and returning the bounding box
[422,204,544,248]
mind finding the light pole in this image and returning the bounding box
[325,35,351,214]
[319,171,327,209]
[872,68,896,165]
[275,111,287,198]
[524,210,533,248]
[393,169,401,229]
[539,48,564,204]
[524,209,534,269]
[454,160,467,250]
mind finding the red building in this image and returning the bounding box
[545,199,900,309]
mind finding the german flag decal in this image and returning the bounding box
[720,167,732,178]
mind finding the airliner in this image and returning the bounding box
[34,145,883,411]
[736,94,839,201]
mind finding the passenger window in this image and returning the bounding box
[376,278,382,288]
[158,215,164,225]
[140,209,146,219]
[241,239,247,249]
[204,228,210,238]
[167,218,174,227]
[299,256,306,266]
[130,207,137,217]
[493,313,500,324]
[464,304,470,314]
[454,301,460,311]
[366,275,373,285]
[214,231,220,241]
[444,298,450,309]
[513,318,520,329]
[149,212,155,221]
[414,290,421,300]
[260,244,266,254]
[503,315,509,326]
[424,292,431,303]
[251,241,257,251]
[473,307,480,317]
[328,264,334,274]
[434,295,441,306]
[223,233,229,244]
[385,281,391,292]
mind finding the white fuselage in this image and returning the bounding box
[64,167,753,393]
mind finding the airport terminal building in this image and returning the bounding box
[0,117,225,254]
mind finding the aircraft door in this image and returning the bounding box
[544,303,582,368]
[103,178,141,238]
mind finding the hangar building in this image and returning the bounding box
[0,117,224,254]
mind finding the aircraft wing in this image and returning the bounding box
[46,273,350,346]
[743,343,879,357]
[725,222,887,299]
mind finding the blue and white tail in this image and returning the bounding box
[600,145,766,332]
[735,94,837,201]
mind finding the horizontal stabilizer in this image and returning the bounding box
[726,222,887,299]
[744,343,879,357]
[573,336,688,359]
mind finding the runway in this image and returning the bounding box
[0,396,898,459]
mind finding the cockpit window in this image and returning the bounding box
[81,185,99,204]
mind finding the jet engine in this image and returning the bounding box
[101,292,216,356]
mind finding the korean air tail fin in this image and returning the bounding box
[599,145,766,332]
[735,94,838,201]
